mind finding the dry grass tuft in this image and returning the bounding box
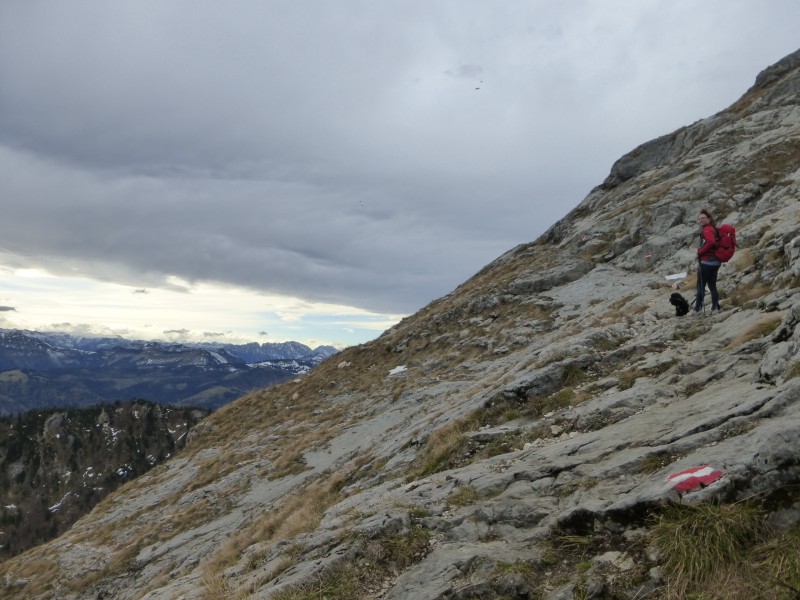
[651,501,768,599]
[201,567,242,600]
[731,247,756,271]
[729,281,772,308]
[408,414,480,479]
[206,476,345,577]
[726,314,784,348]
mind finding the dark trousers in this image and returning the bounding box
[695,262,720,311]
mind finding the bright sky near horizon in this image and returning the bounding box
[1,1,799,348]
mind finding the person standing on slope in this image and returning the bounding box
[693,209,721,315]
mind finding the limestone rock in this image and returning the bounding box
[4,47,800,600]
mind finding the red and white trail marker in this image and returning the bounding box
[667,465,724,493]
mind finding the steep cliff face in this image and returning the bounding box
[0,401,209,560]
[3,49,800,600]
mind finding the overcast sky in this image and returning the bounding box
[1,1,798,348]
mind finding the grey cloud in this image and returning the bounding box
[0,306,16,312]
[445,64,484,79]
[1,2,799,317]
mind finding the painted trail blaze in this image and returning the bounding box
[667,465,724,492]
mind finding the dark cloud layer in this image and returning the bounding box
[1,2,799,316]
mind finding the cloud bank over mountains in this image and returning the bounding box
[1,2,799,344]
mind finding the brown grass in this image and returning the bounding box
[202,467,352,581]
[408,414,479,479]
[1,558,60,598]
[726,314,784,348]
[731,247,756,271]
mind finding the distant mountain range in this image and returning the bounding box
[0,329,338,414]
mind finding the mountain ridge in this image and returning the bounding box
[0,329,337,414]
[2,48,799,599]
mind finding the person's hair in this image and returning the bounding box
[699,209,716,227]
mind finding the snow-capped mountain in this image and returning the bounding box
[0,330,338,414]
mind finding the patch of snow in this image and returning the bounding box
[48,492,73,513]
[665,272,687,281]
[209,351,228,364]
[388,365,407,376]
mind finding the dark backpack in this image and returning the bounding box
[714,224,737,262]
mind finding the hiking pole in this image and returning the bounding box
[696,257,705,315]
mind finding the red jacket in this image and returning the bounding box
[698,224,717,261]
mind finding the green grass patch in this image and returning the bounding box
[651,501,771,599]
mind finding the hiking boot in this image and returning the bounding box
[691,309,702,317]
[711,306,721,314]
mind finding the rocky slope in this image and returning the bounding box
[2,49,800,599]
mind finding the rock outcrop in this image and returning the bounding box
[2,48,800,600]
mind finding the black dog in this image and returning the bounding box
[669,292,690,316]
